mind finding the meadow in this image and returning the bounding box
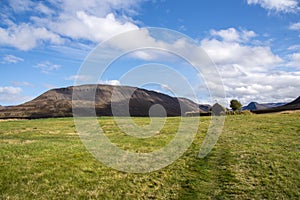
[0,113,299,199]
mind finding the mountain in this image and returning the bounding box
[243,101,288,111]
[0,84,203,119]
[253,96,300,114]
[285,96,300,106]
[242,102,268,111]
[199,104,212,112]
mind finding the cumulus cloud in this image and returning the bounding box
[34,61,61,74]
[0,23,63,50]
[99,80,121,86]
[0,86,21,95]
[198,27,299,104]
[50,11,138,43]
[223,71,300,104]
[247,0,299,13]
[289,22,300,30]
[0,86,32,105]
[0,0,142,50]
[210,28,256,43]
[201,29,282,72]
[66,75,121,86]
[286,52,300,68]
[1,55,24,64]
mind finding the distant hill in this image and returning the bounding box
[253,96,300,114]
[243,101,287,111]
[285,96,300,106]
[199,104,212,112]
[0,84,203,119]
[242,102,268,111]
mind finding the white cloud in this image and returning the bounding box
[0,0,143,50]
[206,28,281,69]
[197,27,300,104]
[217,64,248,78]
[50,11,138,43]
[223,71,300,104]
[247,0,299,13]
[288,44,300,50]
[51,0,142,17]
[0,23,63,50]
[211,27,257,41]
[99,80,121,86]
[7,0,34,13]
[7,0,141,17]
[7,0,55,15]
[289,22,300,30]
[1,55,24,64]
[66,75,121,86]
[0,86,32,105]
[130,49,175,61]
[286,52,300,68]
[210,28,240,42]
[0,86,21,95]
[242,30,257,41]
[210,28,257,43]
[34,61,61,74]
[65,75,92,82]
[132,51,158,60]
[201,39,282,72]
[210,28,254,42]
[35,2,55,15]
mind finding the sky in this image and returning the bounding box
[0,0,300,106]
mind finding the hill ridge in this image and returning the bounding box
[0,84,203,119]
[252,96,300,114]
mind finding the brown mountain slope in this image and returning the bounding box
[0,84,203,119]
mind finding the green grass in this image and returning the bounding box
[0,113,299,199]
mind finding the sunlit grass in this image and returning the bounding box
[0,113,299,199]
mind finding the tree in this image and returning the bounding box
[230,99,242,111]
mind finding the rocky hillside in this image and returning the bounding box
[0,84,203,119]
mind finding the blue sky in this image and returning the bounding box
[0,0,300,106]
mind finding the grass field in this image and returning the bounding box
[0,113,299,199]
